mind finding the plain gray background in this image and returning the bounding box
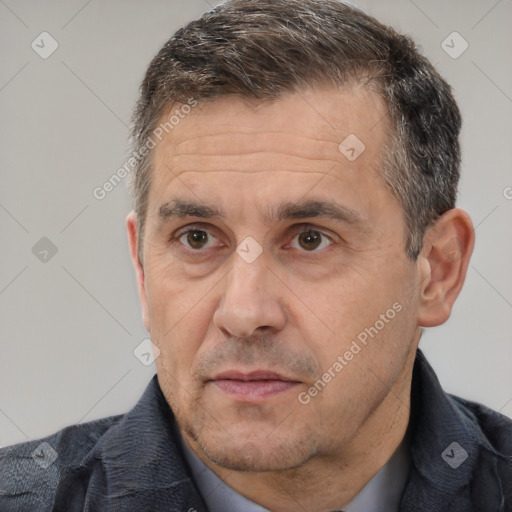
[1,0,511,447]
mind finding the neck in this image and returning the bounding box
[183,348,416,512]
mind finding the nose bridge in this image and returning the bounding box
[213,249,286,338]
[225,251,268,309]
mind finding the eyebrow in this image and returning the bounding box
[158,198,367,228]
[158,199,223,221]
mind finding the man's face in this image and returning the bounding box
[132,86,424,472]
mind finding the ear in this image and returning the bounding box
[416,208,475,327]
[126,211,150,332]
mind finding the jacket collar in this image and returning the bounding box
[400,349,503,511]
[94,374,208,511]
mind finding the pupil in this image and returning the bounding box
[188,230,207,248]
[299,231,321,250]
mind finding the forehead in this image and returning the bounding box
[160,85,387,156]
[147,85,391,217]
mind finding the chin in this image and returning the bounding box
[185,420,318,472]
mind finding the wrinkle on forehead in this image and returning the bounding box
[171,131,343,163]
[159,154,345,181]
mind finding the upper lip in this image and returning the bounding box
[211,370,300,382]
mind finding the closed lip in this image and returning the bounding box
[211,370,300,382]
[209,369,302,401]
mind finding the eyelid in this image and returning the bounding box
[289,222,333,235]
[173,222,217,237]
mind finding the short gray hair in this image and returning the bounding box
[130,0,461,261]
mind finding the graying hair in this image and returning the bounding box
[130,0,461,261]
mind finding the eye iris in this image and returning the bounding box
[298,231,322,250]
[187,230,208,249]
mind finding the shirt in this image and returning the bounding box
[0,349,511,511]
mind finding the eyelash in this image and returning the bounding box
[171,223,335,254]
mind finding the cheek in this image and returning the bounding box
[289,267,381,339]
[297,261,417,370]
[143,262,216,369]
[144,256,205,325]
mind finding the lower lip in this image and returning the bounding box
[212,379,300,400]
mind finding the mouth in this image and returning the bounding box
[209,370,302,401]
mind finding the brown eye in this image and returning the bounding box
[183,230,210,249]
[297,231,323,251]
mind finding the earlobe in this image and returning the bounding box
[417,208,475,327]
[126,211,151,332]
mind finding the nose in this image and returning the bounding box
[213,251,287,339]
